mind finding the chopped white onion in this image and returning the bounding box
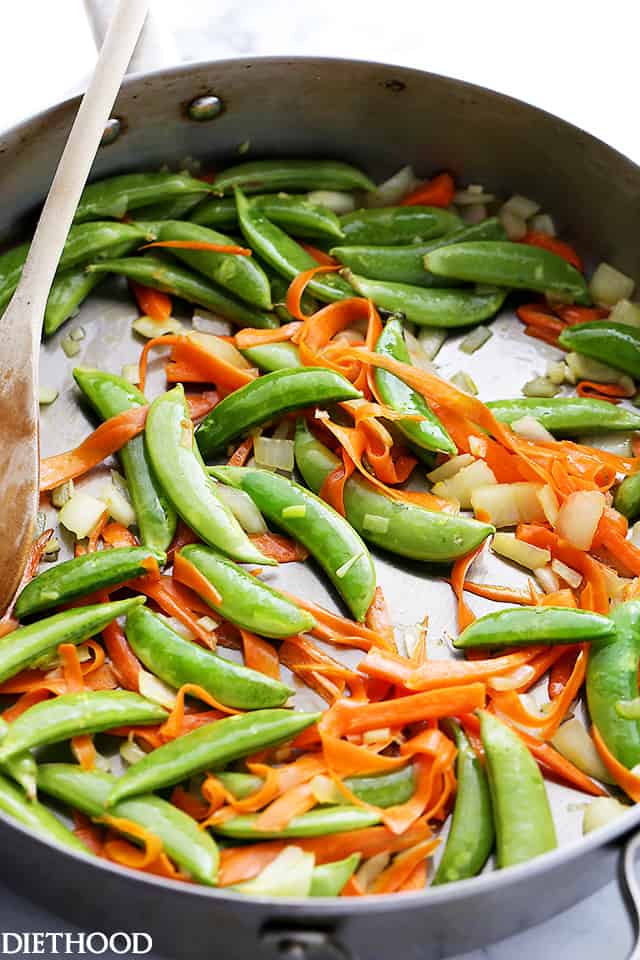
[403,329,438,373]
[450,371,478,395]
[69,326,85,342]
[132,314,184,339]
[461,203,488,225]
[454,187,495,206]
[432,460,496,509]
[39,386,59,406]
[501,194,541,220]
[535,564,560,594]
[417,327,447,361]
[555,490,605,551]
[551,559,583,589]
[583,797,629,835]
[488,664,537,691]
[545,360,567,385]
[61,334,82,358]
[459,325,492,355]
[426,454,475,483]
[192,308,234,336]
[99,482,136,528]
[362,727,392,744]
[510,415,555,443]
[492,532,551,570]
[215,483,267,534]
[121,363,140,384]
[468,436,486,458]
[537,485,560,526]
[522,376,559,398]
[138,669,178,710]
[565,352,625,385]
[310,774,342,804]
[529,213,556,236]
[157,614,197,642]
[609,299,640,327]
[576,432,633,458]
[471,482,546,528]
[59,492,106,540]
[51,480,74,510]
[187,331,251,369]
[499,208,527,240]
[366,166,422,207]
[120,739,147,766]
[196,615,218,632]
[355,852,390,891]
[254,436,295,473]
[307,190,357,215]
[551,718,613,785]
[589,262,635,307]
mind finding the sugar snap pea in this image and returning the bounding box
[339,206,461,245]
[0,719,37,798]
[73,367,177,553]
[0,691,167,763]
[137,220,272,310]
[375,318,456,454]
[330,217,505,286]
[15,549,165,619]
[176,544,315,638]
[240,341,303,372]
[207,467,377,622]
[454,606,616,649]
[294,420,493,562]
[195,367,361,459]
[586,601,640,769]
[212,806,381,839]
[235,188,352,304]
[74,172,213,223]
[615,473,640,522]
[487,396,640,435]
[432,722,494,885]
[309,853,361,896]
[87,256,278,329]
[0,771,89,855]
[0,597,145,684]
[125,604,293,707]
[346,273,507,327]
[213,160,375,195]
[106,708,320,805]
[145,385,271,565]
[479,711,557,867]
[37,764,219,885]
[426,241,590,304]
[559,321,640,379]
[136,194,205,221]
[192,194,344,241]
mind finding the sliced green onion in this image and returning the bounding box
[362,514,390,534]
[417,327,447,361]
[450,371,478,395]
[335,552,364,579]
[616,697,640,719]
[459,325,492,355]
[282,505,306,519]
[51,480,74,510]
[39,386,59,406]
[61,334,81,358]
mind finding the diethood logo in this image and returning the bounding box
[0,932,153,955]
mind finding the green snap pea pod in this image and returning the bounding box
[0,597,145,685]
[106,708,320,805]
[212,806,381,839]
[0,691,167,763]
[145,385,271,565]
[375,318,456,454]
[615,473,640,522]
[213,160,375,195]
[87,256,278,330]
[207,467,376,622]
[240,341,303,372]
[479,711,556,867]
[215,771,264,799]
[36,764,218,885]
[195,367,361,459]
[125,605,292,708]
[426,241,590,304]
[294,420,493,562]
[454,606,616,650]
[177,544,315,638]
[309,854,361,897]
[432,723,494,885]
[559,321,640,379]
[487,396,640,436]
[330,217,505,287]
[192,194,344,241]
[135,194,205,221]
[346,272,507,327]
[15,549,166,619]
[73,367,177,553]
[0,720,37,798]
[586,601,640,769]
[339,206,462,245]
[74,172,213,223]
[137,220,272,310]
[235,188,352,304]
[0,771,89,855]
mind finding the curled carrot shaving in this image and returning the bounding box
[227,436,253,466]
[400,172,455,208]
[397,860,428,892]
[450,545,483,631]
[130,281,172,322]
[286,265,342,321]
[240,630,281,681]
[138,334,255,394]
[255,782,317,832]
[371,838,439,893]
[2,689,51,722]
[517,525,609,614]
[59,643,96,770]
[555,305,609,324]
[516,305,565,335]
[298,243,339,266]
[576,381,627,403]
[523,325,560,348]
[284,594,392,652]
[234,321,302,350]
[99,815,164,869]
[540,589,577,608]
[127,574,215,646]
[73,812,103,855]
[101,522,138,548]
[519,232,583,272]
[456,579,539,606]
[548,646,580,699]
[279,636,345,704]
[319,456,353,517]
[592,726,640,802]
[172,552,222,607]
[160,683,241,741]
[141,240,251,256]
[102,619,141,692]
[365,587,395,650]
[249,532,309,563]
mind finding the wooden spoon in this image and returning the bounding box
[0,0,150,614]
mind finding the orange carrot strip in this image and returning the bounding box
[227,436,254,466]
[397,859,428,892]
[400,172,455,208]
[160,683,240,741]
[241,630,281,680]
[249,532,309,563]
[254,782,317,832]
[593,514,640,576]
[130,281,172,322]
[519,232,583,272]
[371,838,439,894]
[141,240,251,256]
[517,525,609,614]
[524,325,561,349]
[234,322,302,350]
[138,334,255,394]
[171,785,210,821]
[173,552,222,607]
[59,643,96,771]
[279,637,344,704]
[73,811,104,855]
[1,530,53,623]
[592,726,640,801]
[548,646,580,699]
[40,406,148,491]
[299,243,339,266]
[457,579,539,606]
[285,265,342,321]
[101,522,138,548]
[100,816,164,869]
[102,620,141,692]
[405,648,544,692]
[321,732,407,777]
[127,574,216,646]
[451,545,483,631]
[516,305,566,335]
[576,381,625,404]
[555,305,609,325]
[540,589,577,608]
[284,595,392,651]
[365,587,395,649]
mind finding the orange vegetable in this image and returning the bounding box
[365,587,395,649]
[241,630,281,681]
[286,265,342,321]
[59,643,96,770]
[400,172,455,208]
[576,381,626,403]
[227,436,254,466]
[234,321,302,350]
[283,593,392,652]
[520,232,583,272]
[371,838,439,893]
[138,334,255,394]
[248,532,309,563]
[160,683,241,741]
[450,545,483,631]
[141,240,251,256]
[172,552,222,607]
[299,243,339,266]
[130,281,172,322]
[592,726,640,801]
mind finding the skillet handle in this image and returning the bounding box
[83,0,180,73]
[624,831,640,959]
[261,926,354,960]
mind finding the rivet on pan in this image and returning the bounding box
[101,118,122,146]
[188,95,223,122]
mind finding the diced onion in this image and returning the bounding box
[589,262,635,307]
[69,326,85,342]
[432,460,497,510]
[551,718,613,785]
[459,325,492,355]
[467,437,485,459]
[363,514,390,534]
[254,436,295,473]
[417,327,447,361]
[510,415,555,443]
[601,564,629,600]
[39,386,58,405]
[492,532,551,569]
[187,331,251,369]
[537,485,560,526]
[454,188,495,206]
[535,564,560,594]
[196,615,218,632]
[157,614,197,642]
[551,558,583,589]
[282,505,306,519]
[192,308,234,336]
[631,522,640,548]
[138,669,178,710]
[471,482,545,528]
[450,371,478,395]
[335,553,364,579]
[362,727,392,744]
[489,664,537,691]
[555,490,605,551]
[121,363,140,384]
[42,537,61,561]
[215,484,267,534]
[461,204,488,225]
[355,852,390,891]
[582,797,629,835]
[132,314,184,339]
[307,190,357,215]
[529,213,556,236]
[522,376,559,398]
[501,194,541,220]
[545,360,567,385]
[366,166,422,208]
[120,739,147,766]
[310,774,342,804]
[99,482,136,528]
[61,334,82,358]
[499,208,527,240]
[403,329,438,373]
[609,299,640,327]
[427,454,475,483]
[234,846,315,897]
[566,352,625,385]
[59,492,106,539]
[51,480,74,510]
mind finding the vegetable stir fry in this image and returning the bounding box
[3,157,640,897]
